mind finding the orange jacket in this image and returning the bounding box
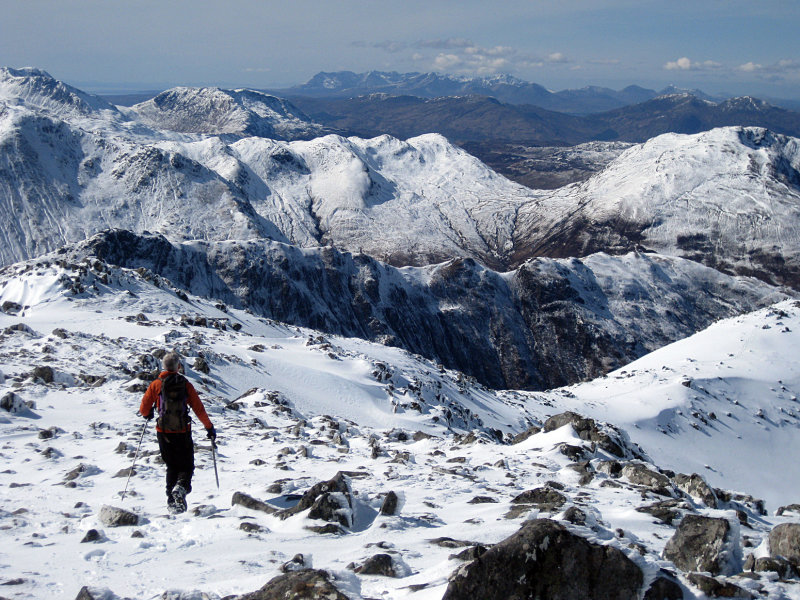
[139,371,213,433]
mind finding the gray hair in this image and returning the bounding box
[162,352,182,372]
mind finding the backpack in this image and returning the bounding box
[157,373,189,431]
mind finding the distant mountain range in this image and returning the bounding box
[288,92,800,145]
[275,70,722,114]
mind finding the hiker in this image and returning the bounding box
[139,352,217,513]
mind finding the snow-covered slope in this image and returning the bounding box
[516,127,800,288]
[129,86,329,140]
[1,252,800,599]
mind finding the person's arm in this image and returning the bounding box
[186,382,213,429]
[139,380,161,418]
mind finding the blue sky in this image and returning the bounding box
[2,0,799,98]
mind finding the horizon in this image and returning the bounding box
[1,1,798,101]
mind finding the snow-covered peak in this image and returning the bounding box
[130,86,327,139]
[720,96,773,112]
[0,66,119,119]
[517,126,800,288]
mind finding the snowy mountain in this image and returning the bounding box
[129,86,330,139]
[1,248,800,599]
[516,127,800,289]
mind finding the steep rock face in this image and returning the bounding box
[130,87,328,140]
[73,230,788,390]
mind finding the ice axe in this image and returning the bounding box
[210,439,220,489]
[121,419,148,502]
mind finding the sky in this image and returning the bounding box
[1,0,799,99]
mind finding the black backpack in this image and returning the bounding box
[157,373,189,431]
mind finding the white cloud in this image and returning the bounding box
[738,59,800,76]
[547,52,569,64]
[664,57,722,71]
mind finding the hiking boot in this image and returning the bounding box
[167,499,180,515]
[171,484,188,513]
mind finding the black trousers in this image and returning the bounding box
[157,431,194,499]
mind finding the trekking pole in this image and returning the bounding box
[121,419,148,502]
[211,439,220,489]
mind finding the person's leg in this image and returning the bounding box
[171,432,195,512]
[157,432,179,504]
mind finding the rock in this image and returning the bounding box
[31,366,54,383]
[193,356,210,374]
[769,523,800,565]
[596,460,623,477]
[543,411,626,457]
[673,473,718,508]
[776,503,800,516]
[510,425,541,444]
[567,461,595,485]
[636,499,690,525]
[75,587,119,600]
[233,569,349,600]
[622,463,671,492]
[663,514,737,575]
[354,554,396,577]
[510,487,567,512]
[65,463,100,481]
[239,522,268,534]
[305,524,345,535]
[467,495,498,504]
[52,328,69,338]
[451,545,489,561]
[280,553,308,573]
[1,301,22,314]
[442,519,643,600]
[380,491,399,516]
[113,468,135,478]
[0,392,28,413]
[278,472,353,527]
[643,574,684,600]
[38,426,61,439]
[753,556,794,578]
[685,573,752,598]
[98,505,139,527]
[80,529,104,543]
[429,537,478,549]
[562,506,587,525]
[231,491,278,515]
[558,443,588,461]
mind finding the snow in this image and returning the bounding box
[1,258,800,599]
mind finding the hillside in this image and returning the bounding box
[1,248,799,599]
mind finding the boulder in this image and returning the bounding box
[75,587,119,600]
[776,503,800,516]
[231,491,278,515]
[353,553,397,577]
[380,491,399,516]
[1,392,28,414]
[643,574,684,600]
[543,411,626,457]
[753,556,794,578]
[636,499,691,525]
[663,514,737,575]
[31,365,54,383]
[278,472,353,527]
[673,473,718,508]
[510,425,541,444]
[442,519,643,600]
[769,522,800,565]
[98,505,138,527]
[622,463,671,492]
[685,573,752,598]
[233,569,349,600]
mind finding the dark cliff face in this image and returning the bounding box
[78,230,786,391]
